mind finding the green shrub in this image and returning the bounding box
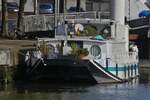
[77,48,89,57]
[70,43,89,59]
[79,25,97,36]
[70,42,78,56]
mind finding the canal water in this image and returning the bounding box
[0,69,150,100]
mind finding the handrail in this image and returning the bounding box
[23,11,111,32]
[23,11,111,19]
[107,51,138,67]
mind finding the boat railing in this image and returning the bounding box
[23,11,111,32]
[97,12,110,19]
[23,11,110,19]
[128,52,139,63]
[62,11,98,19]
[112,52,138,65]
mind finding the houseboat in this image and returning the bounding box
[22,0,139,83]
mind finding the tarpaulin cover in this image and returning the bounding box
[139,10,150,17]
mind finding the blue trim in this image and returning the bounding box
[107,64,138,72]
[108,67,126,71]
[93,60,123,81]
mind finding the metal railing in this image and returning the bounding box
[23,11,111,32]
[113,52,138,65]
[98,12,110,19]
[129,17,149,28]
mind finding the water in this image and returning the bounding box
[0,69,150,100]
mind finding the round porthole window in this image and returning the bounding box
[90,45,101,58]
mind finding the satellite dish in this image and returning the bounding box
[75,24,84,32]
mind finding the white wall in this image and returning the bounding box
[66,0,76,10]
[100,2,110,12]
[86,1,110,12]
[80,0,86,10]
[24,0,34,12]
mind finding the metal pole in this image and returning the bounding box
[116,64,118,76]
[64,0,66,13]
[55,0,58,38]
[106,58,109,71]
[57,0,60,14]
[34,0,38,15]
[65,21,68,43]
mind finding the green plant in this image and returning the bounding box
[70,43,89,59]
[39,41,49,57]
[77,48,89,58]
[79,25,97,36]
[70,42,78,56]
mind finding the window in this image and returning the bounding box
[90,45,101,58]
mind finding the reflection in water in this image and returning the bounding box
[0,83,90,100]
[0,70,150,100]
[140,68,150,84]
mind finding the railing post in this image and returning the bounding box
[106,58,110,71]
[131,65,133,77]
[98,12,101,20]
[128,65,130,78]
[94,11,97,19]
[135,64,137,76]
[124,66,126,79]
[116,64,118,76]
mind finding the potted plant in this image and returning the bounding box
[77,48,89,59]
[70,42,79,58]
[70,43,89,59]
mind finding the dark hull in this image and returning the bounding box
[17,58,122,84]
